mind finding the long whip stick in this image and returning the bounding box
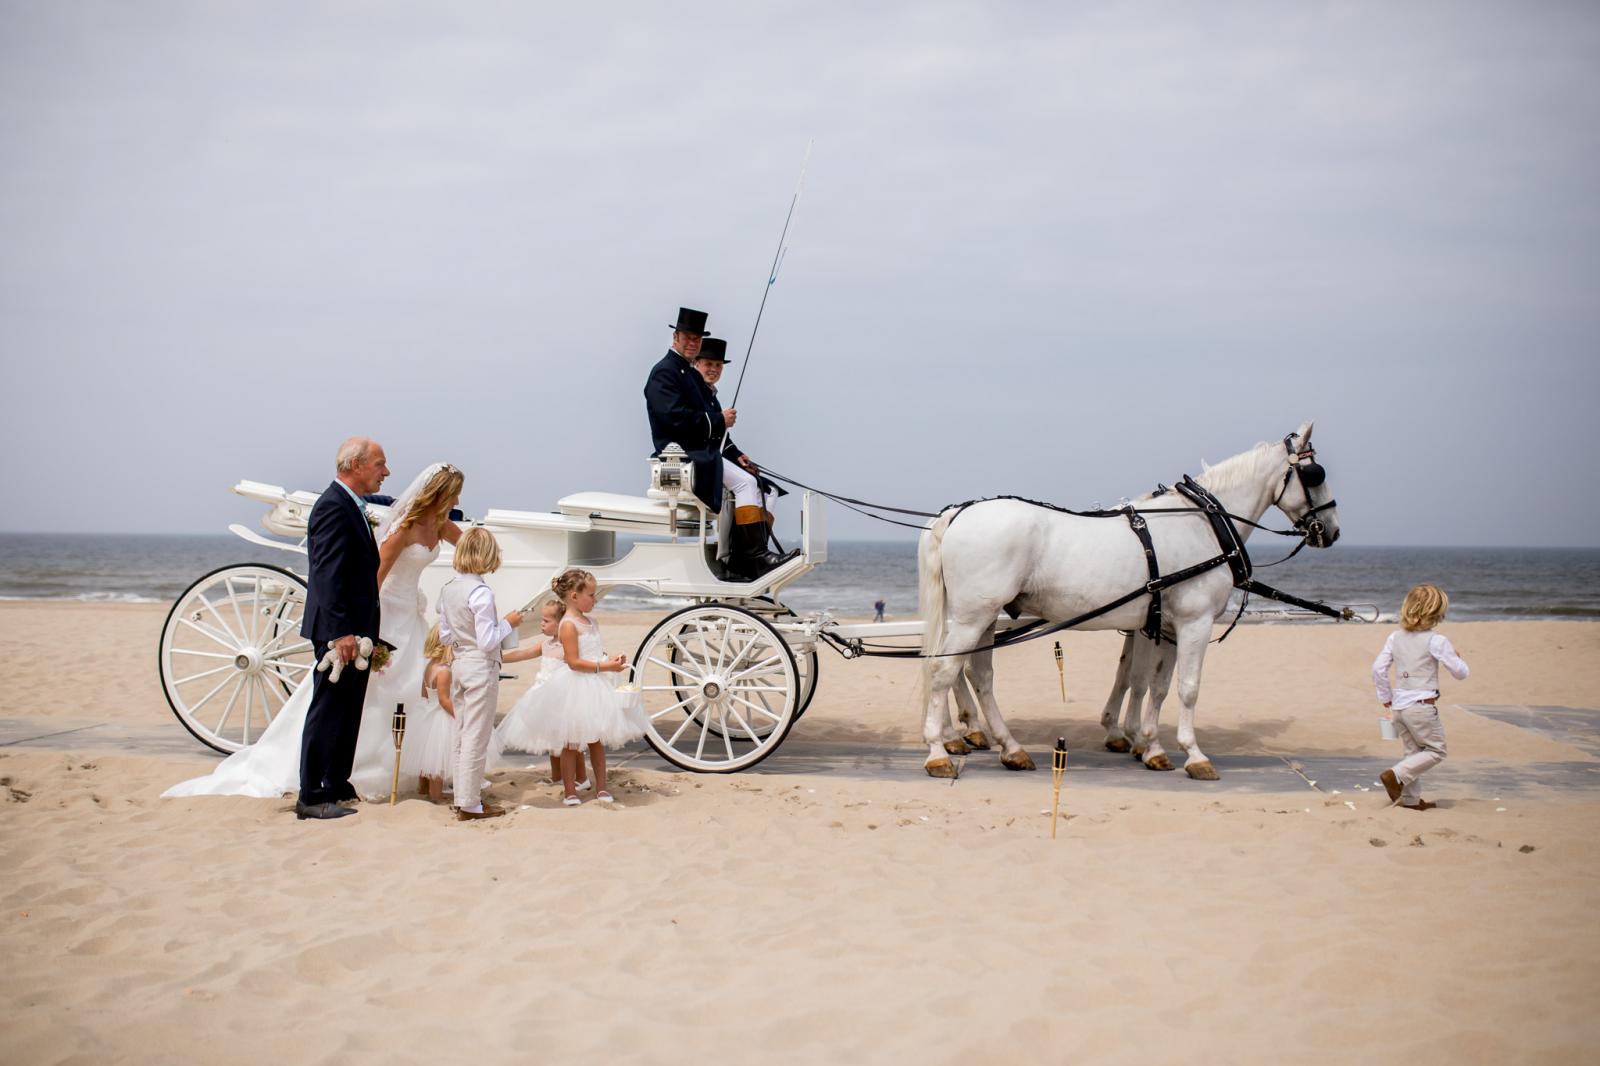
[727,139,813,414]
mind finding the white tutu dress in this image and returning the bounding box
[496,635,563,754]
[515,615,648,753]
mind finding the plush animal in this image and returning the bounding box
[316,636,374,684]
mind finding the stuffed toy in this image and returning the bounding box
[316,636,373,684]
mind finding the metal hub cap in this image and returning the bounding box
[700,677,724,702]
[233,648,263,674]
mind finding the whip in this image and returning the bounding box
[727,140,812,415]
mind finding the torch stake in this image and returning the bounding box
[1053,641,1066,702]
[389,703,406,806]
[1050,737,1067,839]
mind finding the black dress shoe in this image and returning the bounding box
[296,800,357,820]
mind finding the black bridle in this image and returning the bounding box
[1275,433,1338,548]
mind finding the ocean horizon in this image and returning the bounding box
[1,532,1597,623]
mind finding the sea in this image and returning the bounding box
[1,533,1597,623]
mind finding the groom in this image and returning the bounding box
[296,436,389,820]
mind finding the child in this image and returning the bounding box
[518,568,648,806]
[1372,583,1470,810]
[403,624,457,803]
[498,600,589,791]
[437,527,523,821]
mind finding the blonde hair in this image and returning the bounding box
[1400,584,1449,632]
[421,623,453,697]
[543,599,568,623]
[398,465,464,534]
[452,527,501,574]
[552,568,595,602]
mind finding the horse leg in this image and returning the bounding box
[1124,638,1155,759]
[966,638,1036,771]
[1168,619,1219,780]
[923,624,990,776]
[1101,632,1135,753]
[1136,639,1176,771]
[954,664,991,749]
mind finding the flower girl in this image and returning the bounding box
[498,600,588,789]
[519,568,649,806]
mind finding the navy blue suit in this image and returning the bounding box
[644,350,726,511]
[298,481,381,805]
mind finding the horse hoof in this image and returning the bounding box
[925,757,959,779]
[943,738,970,756]
[1130,746,1147,759]
[1001,750,1037,772]
[1185,760,1219,781]
[1144,753,1174,772]
[1104,737,1132,754]
[963,731,991,750]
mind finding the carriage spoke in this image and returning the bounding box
[723,704,763,745]
[212,675,247,736]
[187,672,241,715]
[268,659,311,675]
[719,635,759,677]
[693,702,713,762]
[728,655,784,683]
[665,704,703,746]
[196,593,245,648]
[223,577,249,643]
[168,649,240,663]
[729,684,790,693]
[719,707,734,761]
[652,648,703,681]
[171,662,238,686]
[648,695,698,720]
[249,576,263,644]
[178,616,243,653]
[731,693,782,722]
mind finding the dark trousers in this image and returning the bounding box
[298,660,371,805]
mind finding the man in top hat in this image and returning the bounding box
[643,308,790,579]
[692,336,794,579]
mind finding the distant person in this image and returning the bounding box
[1372,584,1471,811]
[873,597,886,622]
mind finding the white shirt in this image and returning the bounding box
[1372,631,1470,709]
[437,574,512,654]
[333,478,368,517]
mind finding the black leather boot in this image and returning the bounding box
[729,521,789,580]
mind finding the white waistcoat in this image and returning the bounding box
[1392,630,1438,692]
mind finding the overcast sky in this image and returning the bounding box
[2,1,1596,546]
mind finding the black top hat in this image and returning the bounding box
[696,337,732,363]
[670,307,710,336]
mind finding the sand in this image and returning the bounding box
[2,601,1598,1064]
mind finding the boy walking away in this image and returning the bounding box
[1373,583,1470,810]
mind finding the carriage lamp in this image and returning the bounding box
[650,443,694,534]
[389,703,406,806]
[1050,738,1068,839]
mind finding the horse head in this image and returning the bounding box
[1277,420,1340,547]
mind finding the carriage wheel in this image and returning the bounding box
[667,627,817,738]
[158,563,313,754]
[743,596,821,720]
[634,604,799,773]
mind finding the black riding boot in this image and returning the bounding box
[729,520,789,580]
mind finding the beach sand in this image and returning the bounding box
[2,602,1598,1064]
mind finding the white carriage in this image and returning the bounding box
[159,449,871,774]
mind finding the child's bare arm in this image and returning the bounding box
[434,666,455,717]
[501,642,543,664]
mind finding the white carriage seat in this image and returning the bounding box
[557,491,704,532]
[234,481,323,537]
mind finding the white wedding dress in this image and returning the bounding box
[164,541,447,801]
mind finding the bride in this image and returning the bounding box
[164,463,466,801]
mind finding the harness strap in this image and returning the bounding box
[1123,507,1164,642]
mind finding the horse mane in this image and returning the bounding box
[1131,440,1277,504]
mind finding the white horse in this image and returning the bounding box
[1101,629,1177,763]
[918,422,1340,779]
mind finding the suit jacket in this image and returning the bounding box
[300,480,382,646]
[644,350,726,511]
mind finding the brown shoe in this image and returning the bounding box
[1380,769,1403,803]
[1400,800,1437,811]
[456,805,508,821]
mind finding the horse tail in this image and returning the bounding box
[918,509,955,699]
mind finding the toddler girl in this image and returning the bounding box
[1372,583,1471,810]
[499,600,588,790]
[518,568,649,806]
[403,623,457,803]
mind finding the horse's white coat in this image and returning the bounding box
[917,423,1340,777]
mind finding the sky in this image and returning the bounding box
[1,1,1597,546]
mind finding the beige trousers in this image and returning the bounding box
[1391,703,1447,805]
[451,651,499,810]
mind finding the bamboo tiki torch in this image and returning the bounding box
[1050,737,1067,839]
[389,703,406,806]
[1053,641,1066,702]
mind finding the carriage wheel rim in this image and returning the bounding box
[636,604,798,773]
[159,563,310,754]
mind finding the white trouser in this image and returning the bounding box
[722,458,764,510]
[1391,702,1447,804]
[450,650,500,810]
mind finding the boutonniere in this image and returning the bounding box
[367,511,381,530]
